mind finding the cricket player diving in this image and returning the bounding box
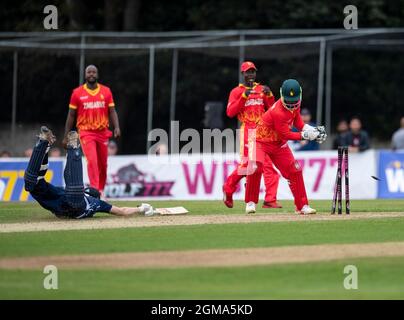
[245,79,327,214]
[223,61,282,212]
[24,126,155,219]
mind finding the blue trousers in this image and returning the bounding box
[24,140,87,217]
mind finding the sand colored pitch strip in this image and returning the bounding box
[0,212,403,234]
[1,242,404,270]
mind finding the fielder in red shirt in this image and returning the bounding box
[245,79,327,214]
[63,65,121,194]
[223,61,281,212]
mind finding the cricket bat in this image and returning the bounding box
[155,206,188,215]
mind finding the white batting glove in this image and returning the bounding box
[138,203,156,216]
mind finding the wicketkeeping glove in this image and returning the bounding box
[301,129,320,141]
[303,123,315,132]
[315,126,327,143]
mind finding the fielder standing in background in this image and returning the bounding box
[63,65,121,195]
[223,61,282,212]
[245,79,327,214]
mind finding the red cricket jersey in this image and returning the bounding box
[69,83,115,131]
[226,82,275,158]
[256,99,305,145]
[226,82,275,128]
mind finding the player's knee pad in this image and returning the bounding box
[287,160,306,194]
[288,160,302,174]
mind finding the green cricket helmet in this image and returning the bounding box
[280,79,302,110]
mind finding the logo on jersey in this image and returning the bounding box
[245,98,263,107]
[83,101,105,110]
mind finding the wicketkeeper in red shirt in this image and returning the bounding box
[63,65,121,194]
[223,61,282,212]
[245,79,327,214]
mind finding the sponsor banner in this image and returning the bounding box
[88,150,377,200]
[0,150,377,201]
[377,151,404,198]
[0,159,64,202]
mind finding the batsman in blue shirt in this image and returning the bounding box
[24,126,154,219]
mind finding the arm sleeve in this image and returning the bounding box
[263,90,275,110]
[107,88,115,108]
[69,91,78,110]
[97,199,113,213]
[293,111,305,131]
[359,131,370,151]
[273,113,302,141]
[226,88,246,118]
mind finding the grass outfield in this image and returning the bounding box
[1,218,404,257]
[0,200,404,299]
[1,257,404,299]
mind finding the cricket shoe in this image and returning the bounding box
[138,203,157,217]
[296,205,317,215]
[38,126,56,145]
[262,201,282,209]
[245,201,256,214]
[67,131,80,149]
[222,185,233,208]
